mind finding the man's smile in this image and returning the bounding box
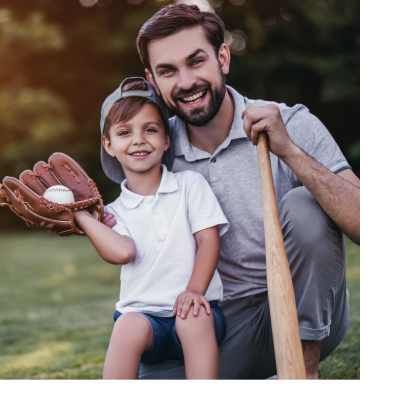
[178,89,208,108]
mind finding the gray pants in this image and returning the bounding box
[139,187,350,379]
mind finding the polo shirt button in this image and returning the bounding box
[154,210,159,215]
[146,198,152,203]
[158,224,163,230]
[211,158,216,163]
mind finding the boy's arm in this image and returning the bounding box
[173,226,220,319]
[74,210,136,265]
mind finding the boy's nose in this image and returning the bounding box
[132,132,146,146]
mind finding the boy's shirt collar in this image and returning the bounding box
[171,85,247,161]
[120,164,178,209]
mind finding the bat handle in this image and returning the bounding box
[256,132,306,379]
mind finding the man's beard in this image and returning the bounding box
[169,69,226,127]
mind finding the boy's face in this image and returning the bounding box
[146,27,230,127]
[102,103,170,176]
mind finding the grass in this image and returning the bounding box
[0,232,359,379]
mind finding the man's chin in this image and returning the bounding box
[174,105,215,127]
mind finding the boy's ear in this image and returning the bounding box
[164,134,171,152]
[146,69,161,96]
[102,136,116,158]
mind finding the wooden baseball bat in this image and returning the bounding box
[256,132,306,379]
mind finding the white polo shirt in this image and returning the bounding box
[104,165,229,317]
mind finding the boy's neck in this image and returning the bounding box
[124,163,163,196]
[185,88,235,155]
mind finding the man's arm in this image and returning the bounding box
[74,210,136,264]
[242,105,360,245]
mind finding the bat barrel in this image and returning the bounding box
[256,132,306,379]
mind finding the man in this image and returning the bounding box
[104,3,360,379]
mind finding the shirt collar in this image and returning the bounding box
[120,165,178,209]
[173,85,247,160]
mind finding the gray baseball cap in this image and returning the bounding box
[100,77,171,184]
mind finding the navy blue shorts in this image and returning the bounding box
[113,301,227,365]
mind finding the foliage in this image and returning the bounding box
[0,0,359,229]
[0,232,359,379]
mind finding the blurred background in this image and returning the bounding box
[0,0,360,380]
[0,0,359,230]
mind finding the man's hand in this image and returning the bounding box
[173,290,211,319]
[241,104,297,161]
[103,213,117,228]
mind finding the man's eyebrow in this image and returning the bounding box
[154,49,208,71]
[155,62,175,71]
[185,48,207,62]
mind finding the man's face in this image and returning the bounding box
[147,27,230,127]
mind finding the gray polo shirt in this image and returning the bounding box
[169,85,350,302]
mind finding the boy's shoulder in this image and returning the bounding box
[104,194,123,214]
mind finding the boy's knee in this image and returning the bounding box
[175,306,214,338]
[114,312,152,341]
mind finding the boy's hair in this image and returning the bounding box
[102,80,170,139]
[136,4,225,72]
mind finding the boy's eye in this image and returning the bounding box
[118,130,130,136]
[145,127,157,133]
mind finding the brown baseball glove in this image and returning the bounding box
[0,152,104,237]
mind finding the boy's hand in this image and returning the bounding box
[103,213,117,228]
[173,290,211,319]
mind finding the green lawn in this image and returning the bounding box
[0,232,359,379]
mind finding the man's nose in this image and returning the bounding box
[177,68,197,91]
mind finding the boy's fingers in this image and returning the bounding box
[193,299,201,316]
[173,298,179,316]
[180,297,192,319]
[201,297,211,314]
[176,296,185,317]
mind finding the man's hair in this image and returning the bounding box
[136,3,225,72]
[103,81,170,139]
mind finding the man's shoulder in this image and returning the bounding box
[244,97,310,125]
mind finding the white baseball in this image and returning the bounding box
[43,185,75,204]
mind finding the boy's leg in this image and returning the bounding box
[175,305,219,379]
[103,312,153,379]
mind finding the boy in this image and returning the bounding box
[73,77,228,379]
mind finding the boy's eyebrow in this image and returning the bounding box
[141,121,162,127]
[154,48,208,72]
[113,120,162,129]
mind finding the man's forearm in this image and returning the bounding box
[281,146,360,244]
[74,211,136,264]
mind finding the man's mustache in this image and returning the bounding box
[171,83,211,101]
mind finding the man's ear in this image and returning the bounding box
[102,136,116,158]
[146,68,161,96]
[219,43,231,75]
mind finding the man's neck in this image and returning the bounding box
[186,88,235,155]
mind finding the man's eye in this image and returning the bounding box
[161,69,173,75]
[192,59,203,66]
